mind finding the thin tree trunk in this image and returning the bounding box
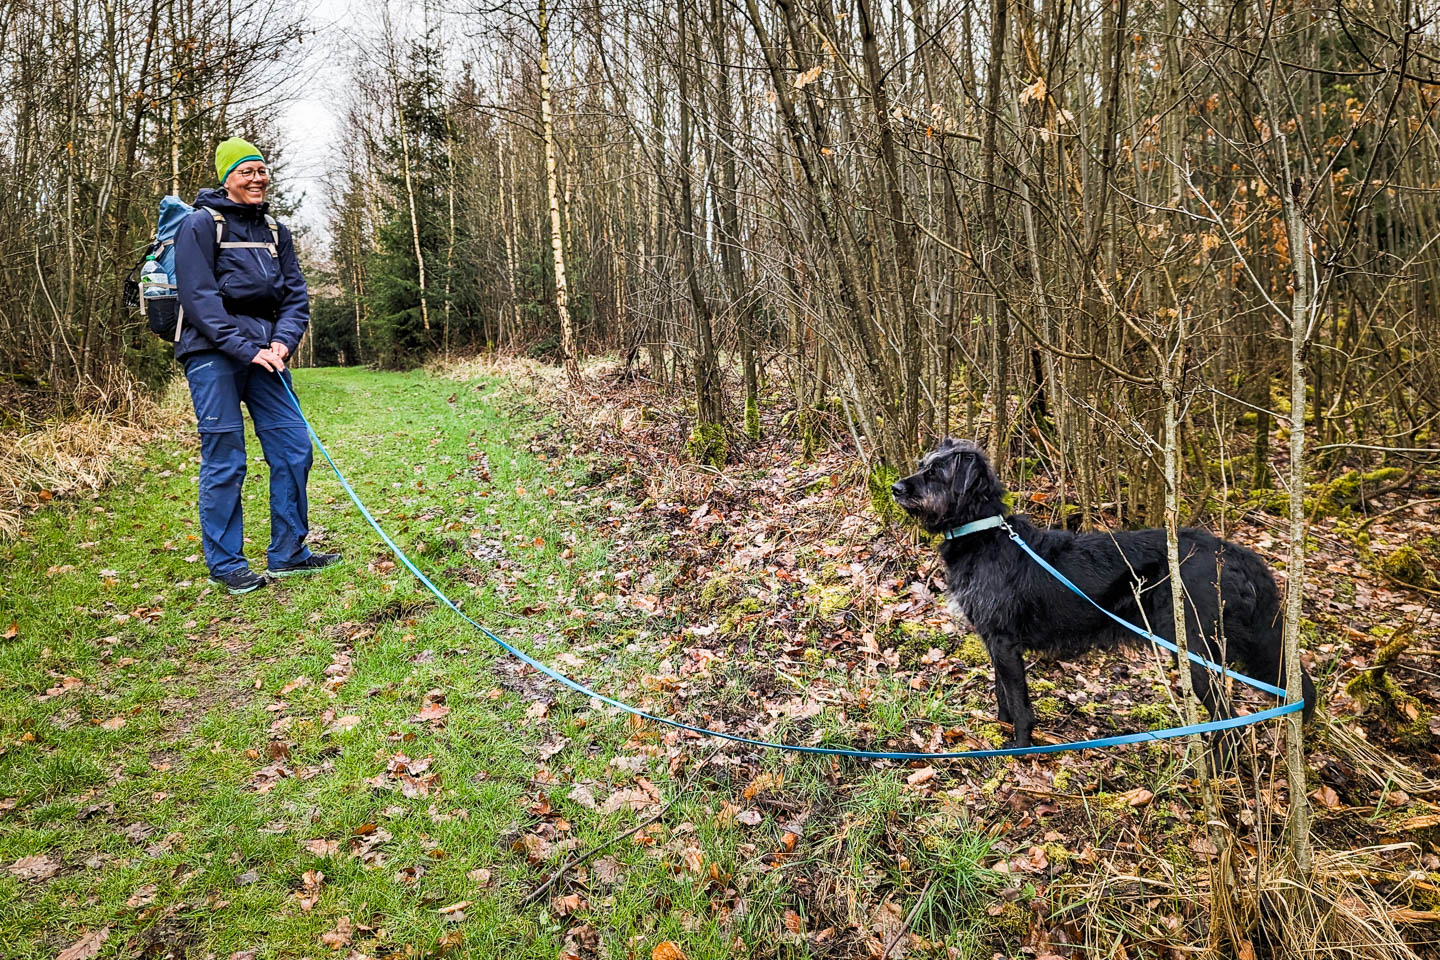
[395,91,431,334]
[539,0,579,384]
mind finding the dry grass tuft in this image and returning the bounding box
[0,375,190,538]
[1318,716,1440,797]
[1216,845,1427,960]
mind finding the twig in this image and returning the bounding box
[519,747,721,908]
[880,876,933,960]
[1357,497,1440,533]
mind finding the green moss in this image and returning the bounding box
[813,582,852,617]
[1310,467,1405,516]
[867,463,906,526]
[744,396,761,441]
[686,422,726,466]
[1345,668,1434,748]
[698,571,743,611]
[1379,545,1432,587]
[956,633,991,667]
[1034,696,1063,721]
[1051,767,1075,793]
[1128,702,1173,727]
[976,723,1008,747]
[979,899,1030,952]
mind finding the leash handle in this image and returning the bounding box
[277,372,1302,760]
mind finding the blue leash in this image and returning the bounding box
[277,372,1303,760]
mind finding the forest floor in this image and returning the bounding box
[2,360,1438,960]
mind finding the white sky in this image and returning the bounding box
[279,0,362,242]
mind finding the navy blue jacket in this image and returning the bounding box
[173,187,309,363]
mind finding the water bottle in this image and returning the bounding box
[140,255,168,297]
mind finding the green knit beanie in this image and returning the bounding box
[215,137,265,184]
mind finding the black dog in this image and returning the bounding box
[892,438,1316,749]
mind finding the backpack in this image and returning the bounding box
[124,195,279,342]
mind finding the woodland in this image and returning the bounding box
[2,0,1439,955]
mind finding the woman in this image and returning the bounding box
[173,137,341,595]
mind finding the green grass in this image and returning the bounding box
[0,366,1008,959]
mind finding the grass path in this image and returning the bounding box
[1,367,1017,960]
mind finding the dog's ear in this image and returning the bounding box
[952,448,978,502]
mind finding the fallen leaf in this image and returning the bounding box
[56,928,109,960]
[3,622,17,640]
[467,867,492,886]
[906,767,936,786]
[652,942,687,960]
[9,853,59,880]
[279,676,310,696]
[1311,785,1341,809]
[125,883,157,908]
[305,839,339,857]
[41,676,84,699]
[1122,787,1154,807]
[320,916,353,950]
[593,856,623,884]
[99,716,126,731]
[415,701,450,724]
[551,893,585,916]
[736,809,763,827]
[1190,836,1220,856]
[327,715,362,734]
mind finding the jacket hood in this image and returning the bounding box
[192,186,270,219]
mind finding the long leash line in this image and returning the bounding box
[277,373,1304,761]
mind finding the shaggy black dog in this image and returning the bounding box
[892,438,1316,749]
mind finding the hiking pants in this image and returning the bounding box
[183,350,314,576]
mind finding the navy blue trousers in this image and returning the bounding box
[183,351,314,576]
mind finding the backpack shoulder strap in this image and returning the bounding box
[196,206,277,258]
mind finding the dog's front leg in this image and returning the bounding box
[989,636,1035,747]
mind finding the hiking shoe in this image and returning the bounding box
[268,552,344,578]
[210,568,268,595]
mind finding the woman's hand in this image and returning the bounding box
[270,341,290,360]
[251,347,286,372]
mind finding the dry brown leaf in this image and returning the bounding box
[416,701,450,724]
[320,916,354,950]
[652,942,688,960]
[327,715,362,734]
[906,766,936,786]
[279,675,310,696]
[467,867,492,886]
[125,883,157,908]
[99,716,126,731]
[56,928,109,960]
[1310,785,1341,809]
[9,853,59,881]
[551,893,585,916]
[1122,787,1154,807]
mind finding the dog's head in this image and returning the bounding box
[891,438,1007,533]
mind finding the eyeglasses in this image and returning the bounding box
[233,167,270,182]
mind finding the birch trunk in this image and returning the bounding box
[539,0,580,384]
